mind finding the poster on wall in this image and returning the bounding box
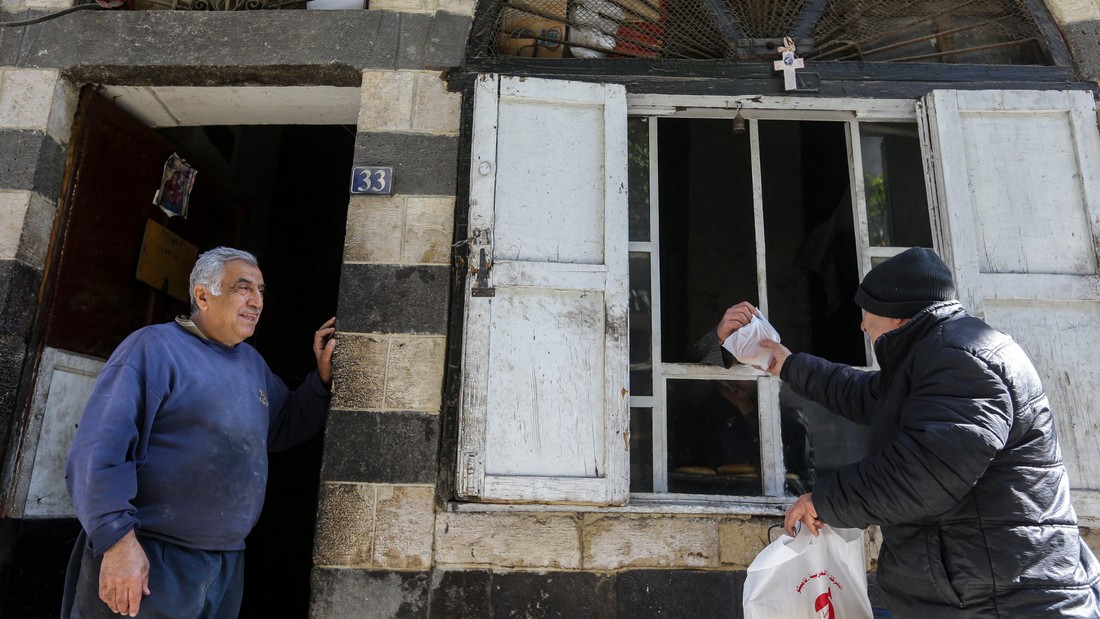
[136,219,198,303]
[153,153,198,218]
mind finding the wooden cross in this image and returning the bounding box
[773,36,804,91]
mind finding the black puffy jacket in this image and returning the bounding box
[782,301,1100,617]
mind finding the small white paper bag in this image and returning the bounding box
[722,312,781,369]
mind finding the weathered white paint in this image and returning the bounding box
[457,75,629,505]
[646,116,668,494]
[984,301,1100,510]
[20,348,104,518]
[921,89,1100,521]
[628,95,917,121]
[961,111,1095,274]
[100,86,361,127]
[483,288,606,477]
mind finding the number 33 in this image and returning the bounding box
[358,169,387,192]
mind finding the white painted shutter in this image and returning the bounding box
[919,89,1100,522]
[456,75,630,505]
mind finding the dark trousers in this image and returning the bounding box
[61,530,245,619]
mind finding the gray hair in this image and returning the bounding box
[189,247,259,314]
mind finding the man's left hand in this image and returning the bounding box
[784,492,824,537]
[314,317,336,388]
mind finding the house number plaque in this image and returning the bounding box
[350,166,394,195]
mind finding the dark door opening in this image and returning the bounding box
[1,90,351,618]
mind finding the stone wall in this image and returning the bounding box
[0,68,76,506]
[1046,0,1100,81]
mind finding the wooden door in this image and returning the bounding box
[12,90,247,519]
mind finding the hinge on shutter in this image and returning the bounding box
[469,228,495,298]
[463,450,481,497]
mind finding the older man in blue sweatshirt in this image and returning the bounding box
[62,247,336,618]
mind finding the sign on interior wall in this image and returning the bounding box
[136,219,198,303]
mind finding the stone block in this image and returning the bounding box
[0,69,60,131]
[428,569,491,619]
[385,336,445,411]
[403,196,454,265]
[358,71,416,133]
[617,569,741,618]
[18,192,55,269]
[412,72,461,135]
[435,0,476,17]
[355,132,458,196]
[583,514,719,570]
[1047,0,1100,25]
[0,129,65,200]
[1082,526,1100,558]
[46,76,77,144]
[343,195,405,264]
[0,260,41,335]
[396,12,433,70]
[3,11,469,75]
[718,517,779,569]
[367,0,429,12]
[1064,19,1100,81]
[0,188,52,270]
[320,410,440,484]
[364,11,405,71]
[0,191,32,262]
[330,334,388,410]
[310,567,429,619]
[372,485,435,568]
[22,0,73,9]
[491,571,617,618]
[435,511,582,569]
[864,525,881,571]
[337,263,450,335]
[425,11,473,69]
[313,482,375,567]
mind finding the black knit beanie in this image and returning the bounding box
[854,247,955,318]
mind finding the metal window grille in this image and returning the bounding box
[488,0,1052,64]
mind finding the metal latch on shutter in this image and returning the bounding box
[469,227,495,298]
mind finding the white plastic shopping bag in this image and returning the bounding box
[743,525,872,619]
[722,312,781,369]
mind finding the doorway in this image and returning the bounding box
[1,89,352,617]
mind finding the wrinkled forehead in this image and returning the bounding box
[222,259,265,286]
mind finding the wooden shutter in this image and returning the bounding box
[456,75,630,505]
[920,89,1100,521]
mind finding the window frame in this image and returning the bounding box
[626,95,927,508]
[453,84,1100,522]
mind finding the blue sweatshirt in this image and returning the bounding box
[66,321,330,556]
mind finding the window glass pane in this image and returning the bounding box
[860,123,933,248]
[760,120,865,367]
[666,378,763,496]
[780,384,871,483]
[628,117,651,242]
[630,407,653,493]
[658,118,757,362]
[629,252,653,396]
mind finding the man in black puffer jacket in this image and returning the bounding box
[757,247,1100,617]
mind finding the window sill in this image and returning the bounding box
[444,493,793,517]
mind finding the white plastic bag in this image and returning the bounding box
[722,312,781,369]
[743,525,873,619]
